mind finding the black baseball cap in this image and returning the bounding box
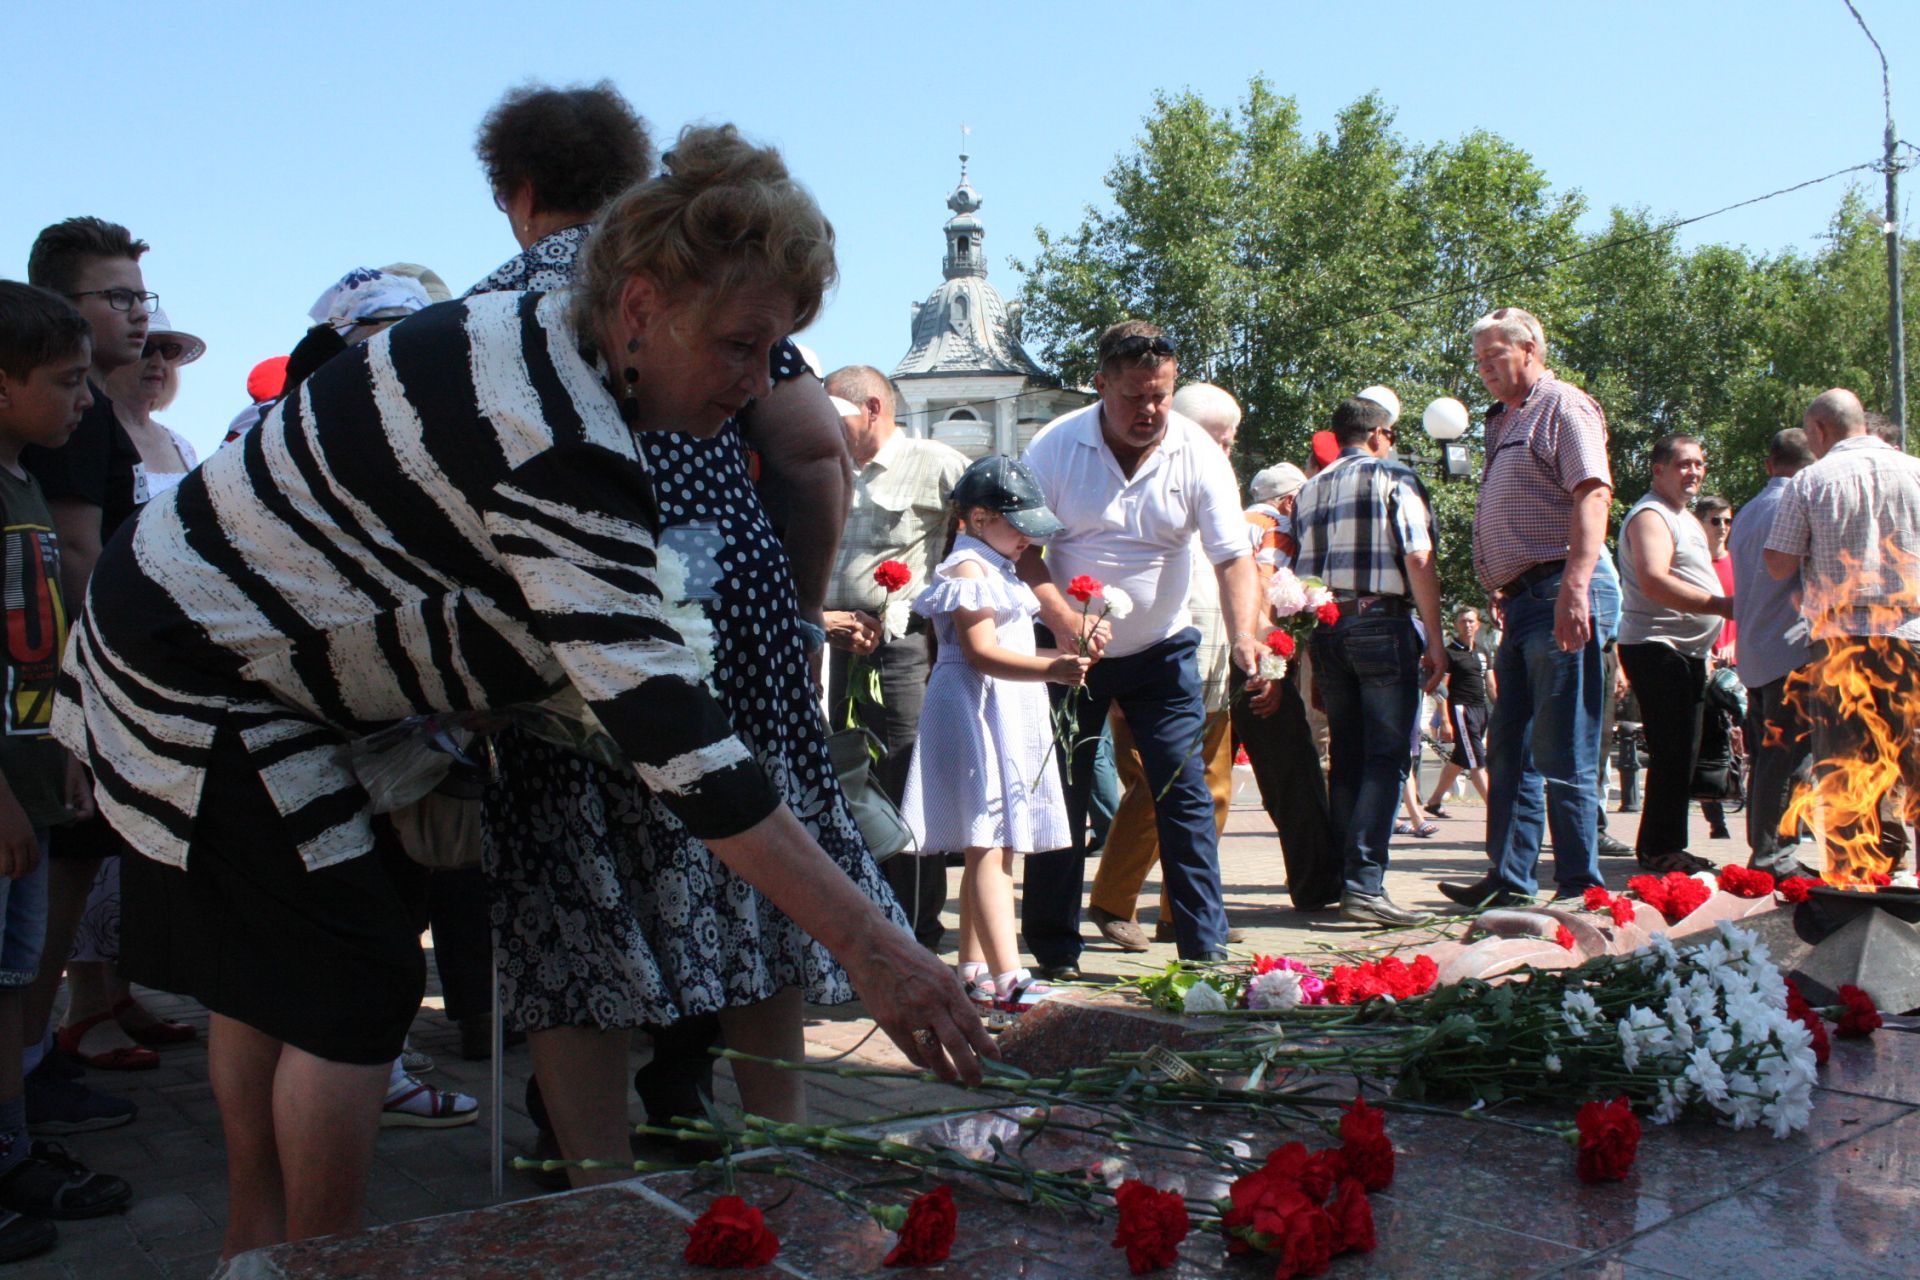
[950,455,1065,539]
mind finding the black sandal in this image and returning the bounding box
[0,1142,132,1220]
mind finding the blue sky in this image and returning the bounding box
[6,0,1914,459]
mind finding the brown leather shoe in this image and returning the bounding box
[1154,921,1247,944]
[1088,906,1151,952]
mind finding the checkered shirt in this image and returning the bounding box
[827,431,970,639]
[1292,450,1436,599]
[1470,372,1613,593]
[1764,435,1920,641]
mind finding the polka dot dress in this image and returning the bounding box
[485,339,904,1031]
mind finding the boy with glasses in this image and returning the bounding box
[17,219,150,1136]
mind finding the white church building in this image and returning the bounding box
[891,155,1090,458]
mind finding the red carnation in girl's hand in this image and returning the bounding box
[883,1185,957,1267]
[873,559,912,593]
[1574,1097,1641,1183]
[685,1195,780,1268]
[1068,575,1103,603]
[1315,601,1341,626]
[1327,1177,1376,1255]
[1338,1096,1394,1191]
[1266,629,1297,658]
[1111,1180,1189,1275]
[1777,876,1816,904]
[1834,985,1883,1039]
[1582,886,1613,912]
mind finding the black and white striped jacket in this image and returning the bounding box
[53,289,778,870]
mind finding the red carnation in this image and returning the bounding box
[1266,628,1298,658]
[1608,897,1637,927]
[882,1185,956,1268]
[1582,886,1612,912]
[1338,1097,1394,1191]
[1665,873,1711,919]
[1259,1142,1343,1202]
[1835,985,1883,1039]
[1784,979,1831,1065]
[1777,876,1815,904]
[1223,1165,1336,1279]
[873,559,912,593]
[684,1195,780,1268]
[1111,1179,1189,1275]
[1315,600,1341,626]
[1068,575,1103,603]
[1625,874,1668,916]
[1717,865,1775,899]
[1573,1097,1641,1184]
[1327,1177,1376,1255]
[1555,924,1575,950]
[1409,953,1438,994]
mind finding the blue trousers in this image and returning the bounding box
[1022,628,1230,964]
[1483,561,1620,895]
[1310,613,1421,898]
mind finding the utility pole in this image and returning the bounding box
[1886,117,1907,448]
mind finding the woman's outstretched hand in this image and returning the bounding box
[847,926,998,1085]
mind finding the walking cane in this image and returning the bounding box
[490,951,504,1200]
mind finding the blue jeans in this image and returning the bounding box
[1310,612,1421,898]
[1023,629,1230,963]
[0,831,51,986]
[1483,561,1620,895]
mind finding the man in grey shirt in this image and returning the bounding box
[1728,429,1818,879]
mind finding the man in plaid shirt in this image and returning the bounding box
[1293,395,1447,925]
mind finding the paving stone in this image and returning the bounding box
[127,1192,213,1241]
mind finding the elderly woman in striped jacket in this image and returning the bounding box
[53,125,992,1256]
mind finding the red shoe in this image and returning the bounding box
[55,1013,159,1072]
[112,997,197,1046]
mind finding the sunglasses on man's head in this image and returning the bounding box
[143,339,186,361]
[1102,334,1176,363]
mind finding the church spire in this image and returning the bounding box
[943,129,985,280]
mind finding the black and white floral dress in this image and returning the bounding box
[470,243,899,1030]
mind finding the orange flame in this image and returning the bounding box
[1776,548,1920,890]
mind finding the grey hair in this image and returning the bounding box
[1172,382,1242,436]
[1469,306,1547,355]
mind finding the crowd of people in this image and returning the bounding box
[0,78,1915,1267]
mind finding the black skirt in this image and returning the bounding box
[120,727,427,1066]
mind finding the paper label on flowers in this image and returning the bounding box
[1143,1045,1209,1085]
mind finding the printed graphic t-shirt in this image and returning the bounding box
[0,465,68,826]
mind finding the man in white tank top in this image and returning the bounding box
[1615,434,1732,873]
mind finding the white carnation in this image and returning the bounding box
[1544,1053,1563,1074]
[1259,654,1289,681]
[1182,981,1228,1014]
[654,543,691,603]
[1247,969,1305,1012]
[1302,579,1335,610]
[1101,586,1135,620]
[1266,568,1308,616]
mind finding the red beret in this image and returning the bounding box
[1311,430,1340,469]
[247,356,290,403]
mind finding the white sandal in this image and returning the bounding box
[380,1074,479,1128]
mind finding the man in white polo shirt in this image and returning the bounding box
[1017,322,1266,974]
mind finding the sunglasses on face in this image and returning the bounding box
[1707,516,1731,526]
[143,339,185,361]
[68,288,160,315]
